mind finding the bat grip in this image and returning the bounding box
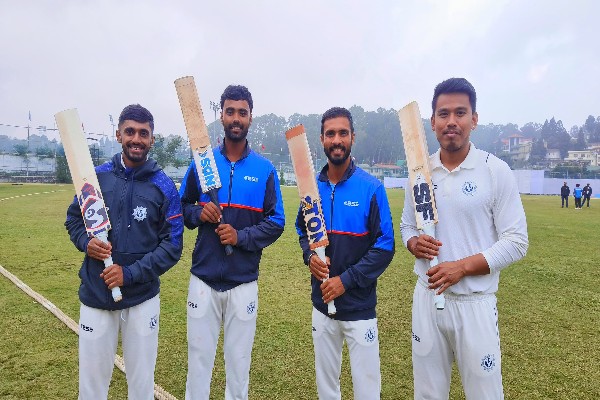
[422,225,444,310]
[315,247,336,315]
[96,231,123,303]
[208,190,233,256]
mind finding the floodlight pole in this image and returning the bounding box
[209,101,219,144]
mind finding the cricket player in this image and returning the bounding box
[295,107,395,400]
[400,78,529,399]
[180,85,285,400]
[65,104,184,399]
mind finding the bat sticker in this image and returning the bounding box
[301,195,327,245]
[413,173,436,222]
[78,182,110,234]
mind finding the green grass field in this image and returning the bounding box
[0,183,599,399]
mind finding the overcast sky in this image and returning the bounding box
[1,0,598,141]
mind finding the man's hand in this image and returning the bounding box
[100,264,124,289]
[320,276,345,304]
[200,202,222,224]
[86,237,112,261]
[215,224,238,246]
[308,252,330,281]
[427,254,490,294]
[407,234,442,260]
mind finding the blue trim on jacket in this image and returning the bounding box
[296,160,395,321]
[65,153,183,310]
[179,142,285,291]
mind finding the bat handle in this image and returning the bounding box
[422,225,444,310]
[208,190,234,256]
[315,247,336,315]
[96,231,123,303]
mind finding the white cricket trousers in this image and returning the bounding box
[186,276,258,400]
[312,307,381,400]
[78,295,160,400]
[412,281,503,400]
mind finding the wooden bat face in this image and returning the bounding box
[398,102,438,230]
[175,76,223,194]
[56,108,113,238]
[286,125,329,250]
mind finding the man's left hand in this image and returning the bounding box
[320,276,345,304]
[100,264,124,289]
[216,224,238,246]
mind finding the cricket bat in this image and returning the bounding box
[55,109,122,302]
[398,101,445,310]
[286,125,336,315]
[174,76,233,256]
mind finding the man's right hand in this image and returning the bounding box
[199,201,222,224]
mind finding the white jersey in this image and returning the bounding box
[401,143,528,295]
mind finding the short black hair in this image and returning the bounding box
[432,78,477,114]
[118,104,154,132]
[220,85,253,112]
[320,107,354,135]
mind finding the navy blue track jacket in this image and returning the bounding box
[65,154,184,310]
[179,142,285,291]
[296,160,395,321]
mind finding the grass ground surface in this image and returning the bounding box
[0,183,599,399]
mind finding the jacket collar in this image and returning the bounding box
[111,153,160,179]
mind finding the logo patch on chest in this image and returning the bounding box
[462,181,477,196]
[132,206,148,222]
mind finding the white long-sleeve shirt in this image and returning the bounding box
[400,143,529,295]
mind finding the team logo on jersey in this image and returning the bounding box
[462,181,477,196]
[481,354,496,372]
[132,206,147,222]
[247,301,256,315]
[364,327,376,343]
[343,200,359,207]
[244,175,259,182]
[412,331,421,343]
[149,315,158,331]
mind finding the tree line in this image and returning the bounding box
[4,109,600,177]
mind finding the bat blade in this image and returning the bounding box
[55,109,122,302]
[286,125,335,315]
[398,101,444,310]
[174,76,232,256]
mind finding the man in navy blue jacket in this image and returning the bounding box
[65,104,183,399]
[180,85,285,400]
[295,107,395,400]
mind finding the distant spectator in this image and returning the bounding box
[560,182,570,208]
[573,183,583,209]
[582,183,593,208]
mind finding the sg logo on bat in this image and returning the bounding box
[78,183,111,234]
[302,195,327,243]
[413,173,436,222]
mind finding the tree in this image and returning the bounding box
[150,134,184,169]
[36,145,55,159]
[573,128,587,151]
[55,145,71,183]
[540,118,571,158]
[13,143,28,156]
[529,137,546,164]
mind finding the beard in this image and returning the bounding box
[122,143,150,165]
[324,144,351,166]
[224,123,249,142]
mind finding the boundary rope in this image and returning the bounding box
[0,264,178,400]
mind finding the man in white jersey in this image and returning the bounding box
[400,78,528,400]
